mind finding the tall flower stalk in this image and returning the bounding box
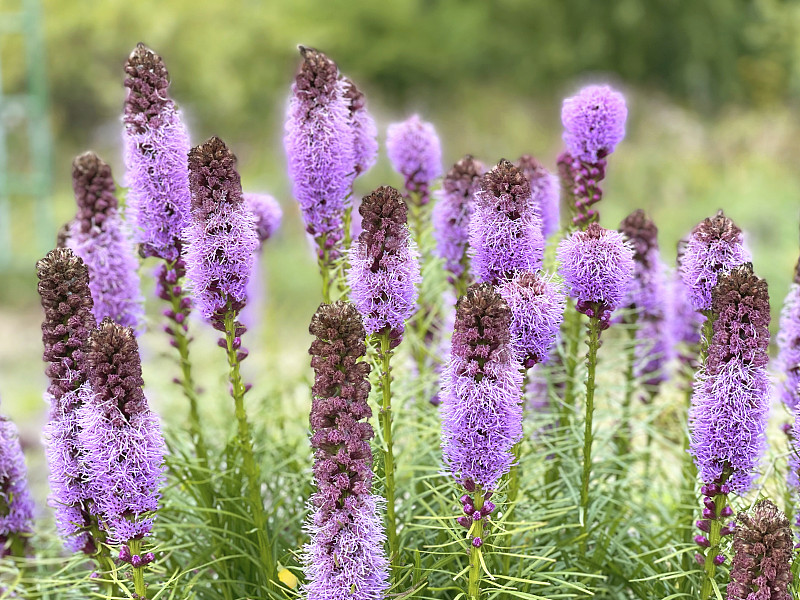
[776,254,800,414]
[557,224,634,540]
[184,137,274,587]
[347,186,420,573]
[304,302,389,599]
[0,405,34,558]
[689,265,770,599]
[122,43,200,449]
[65,151,144,331]
[441,283,523,600]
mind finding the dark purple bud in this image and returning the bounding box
[713,554,725,566]
[695,535,710,548]
[471,511,483,521]
[696,520,710,532]
[481,501,495,516]
[472,537,483,548]
[463,504,476,515]
[720,506,733,518]
[131,554,143,568]
[460,494,473,506]
[456,516,471,528]
[695,553,706,565]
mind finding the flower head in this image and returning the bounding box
[244,193,283,249]
[433,155,485,280]
[728,499,792,600]
[0,408,34,557]
[679,210,750,312]
[469,159,545,284]
[516,155,560,238]
[441,283,523,491]
[184,137,258,330]
[689,265,770,493]
[557,223,634,326]
[497,272,566,368]
[561,85,627,163]
[342,78,378,177]
[304,301,388,600]
[347,186,421,345]
[386,114,442,205]
[123,43,192,263]
[776,258,800,412]
[284,46,354,252]
[78,319,165,543]
[67,152,144,331]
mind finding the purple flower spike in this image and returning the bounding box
[516,155,560,238]
[36,249,98,553]
[788,413,800,532]
[557,223,635,327]
[728,500,792,600]
[689,265,770,494]
[561,85,627,163]
[441,283,523,491]
[284,47,354,253]
[244,193,283,249]
[304,302,389,600]
[433,155,485,280]
[78,320,165,544]
[123,44,192,263]
[347,186,421,345]
[0,407,34,557]
[497,272,566,368]
[386,114,442,205]
[679,211,750,312]
[343,78,378,177]
[776,259,800,412]
[667,269,705,369]
[469,159,545,284]
[66,152,144,332]
[184,137,258,331]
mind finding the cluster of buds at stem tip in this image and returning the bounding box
[693,479,734,565]
[216,322,251,365]
[455,492,495,528]
[557,152,606,228]
[159,262,192,344]
[118,545,156,567]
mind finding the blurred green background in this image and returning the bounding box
[3,0,800,444]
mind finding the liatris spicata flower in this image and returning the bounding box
[184,137,258,331]
[244,193,283,249]
[469,159,545,284]
[386,114,442,206]
[284,46,354,259]
[66,151,144,331]
[347,186,421,346]
[497,272,566,368]
[557,84,627,228]
[0,407,34,557]
[788,412,800,530]
[441,283,523,491]
[432,155,484,287]
[123,43,192,264]
[776,257,800,412]
[618,210,670,393]
[516,155,560,238]
[679,210,750,313]
[78,319,165,544]
[557,223,635,329]
[304,301,389,600]
[343,77,378,178]
[667,268,705,370]
[36,248,98,553]
[728,499,792,600]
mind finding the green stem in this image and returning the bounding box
[343,205,353,251]
[377,331,399,575]
[681,385,699,581]
[127,539,146,599]
[617,325,636,456]
[224,311,275,590]
[579,316,602,549]
[317,233,332,303]
[468,488,486,600]
[562,304,583,416]
[502,369,527,570]
[700,492,728,600]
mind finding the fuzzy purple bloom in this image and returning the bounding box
[78,320,165,543]
[497,272,565,368]
[244,193,283,249]
[343,78,378,178]
[123,43,192,263]
[66,152,144,331]
[441,283,523,491]
[776,260,800,412]
[347,186,421,345]
[517,155,560,238]
[284,47,354,253]
[561,85,627,163]
[433,155,485,281]
[728,499,792,600]
[788,412,800,531]
[386,114,442,205]
[36,248,98,553]
[469,160,545,284]
[667,268,705,367]
[679,211,750,313]
[184,137,258,330]
[0,408,34,556]
[689,265,770,494]
[557,223,635,327]
[304,302,389,600]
